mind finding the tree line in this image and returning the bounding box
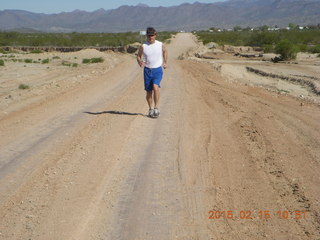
[196,27,320,60]
[0,32,173,48]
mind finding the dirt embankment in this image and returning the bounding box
[187,41,320,104]
[246,66,320,95]
[0,33,319,240]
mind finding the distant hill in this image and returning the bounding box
[0,0,319,32]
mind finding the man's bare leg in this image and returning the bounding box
[146,90,153,109]
[153,84,160,109]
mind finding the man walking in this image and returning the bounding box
[137,27,168,118]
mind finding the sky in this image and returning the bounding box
[0,0,226,14]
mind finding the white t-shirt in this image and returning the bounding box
[143,40,163,68]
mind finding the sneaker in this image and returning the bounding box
[148,108,154,117]
[153,108,160,117]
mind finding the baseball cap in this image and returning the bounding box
[146,27,156,35]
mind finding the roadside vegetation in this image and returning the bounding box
[0,31,174,48]
[18,84,30,90]
[196,25,320,60]
[0,54,103,67]
[82,57,104,64]
[41,58,50,64]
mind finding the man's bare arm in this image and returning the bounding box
[162,44,168,69]
[137,45,145,67]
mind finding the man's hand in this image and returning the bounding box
[138,60,145,68]
[162,63,167,69]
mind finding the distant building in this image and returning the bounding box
[268,27,280,31]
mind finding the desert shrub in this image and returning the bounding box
[82,57,104,64]
[248,31,279,46]
[62,62,71,66]
[309,45,320,53]
[19,84,30,89]
[30,49,43,53]
[296,44,308,52]
[0,59,4,66]
[196,29,320,50]
[41,58,50,64]
[0,31,174,48]
[90,57,104,63]
[275,40,298,60]
[24,59,33,63]
[61,62,78,67]
[262,44,275,53]
[0,32,173,48]
[82,58,91,64]
[52,56,60,59]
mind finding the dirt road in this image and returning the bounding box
[0,33,319,240]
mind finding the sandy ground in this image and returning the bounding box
[0,33,319,240]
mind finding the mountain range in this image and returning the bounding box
[0,0,320,32]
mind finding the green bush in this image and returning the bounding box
[61,62,78,67]
[262,44,275,53]
[275,40,298,60]
[296,44,308,52]
[309,45,320,53]
[82,58,91,64]
[41,58,50,64]
[30,49,43,54]
[0,59,4,66]
[62,62,71,66]
[19,84,30,89]
[24,59,33,63]
[90,57,104,63]
[82,57,104,64]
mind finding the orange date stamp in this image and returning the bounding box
[208,210,308,220]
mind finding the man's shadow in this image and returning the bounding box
[84,110,147,117]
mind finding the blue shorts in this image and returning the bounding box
[144,67,163,91]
